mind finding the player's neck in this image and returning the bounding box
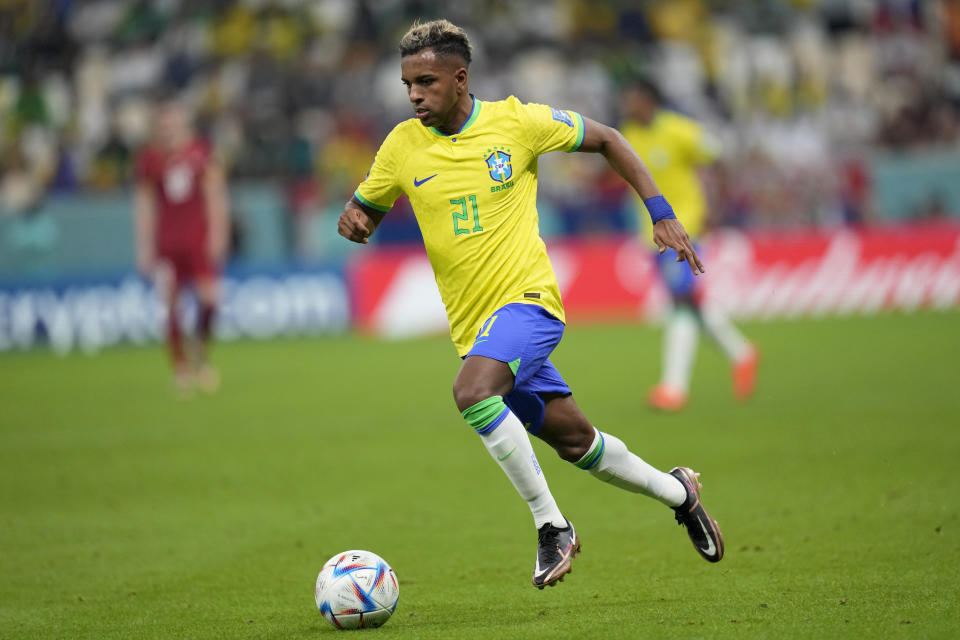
[435,93,475,135]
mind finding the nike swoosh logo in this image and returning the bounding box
[474,339,487,345]
[497,446,517,461]
[413,174,438,187]
[696,516,717,556]
[533,548,557,577]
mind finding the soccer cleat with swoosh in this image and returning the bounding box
[532,519,580,589]
[669,467,724,563]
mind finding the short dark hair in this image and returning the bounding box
[399,19,472,66]
[624,77,663,104]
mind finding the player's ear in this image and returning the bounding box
[455,67,468,91]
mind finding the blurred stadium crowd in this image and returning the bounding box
[1,0,959,242]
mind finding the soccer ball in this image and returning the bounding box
[314,550,399,630]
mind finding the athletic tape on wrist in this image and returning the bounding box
[644,195,677,223]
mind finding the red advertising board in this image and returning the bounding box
[348,224,960,339]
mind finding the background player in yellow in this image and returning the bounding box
[620,79,758,411]
[339,20,724,589]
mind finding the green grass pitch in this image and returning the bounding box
[1,311,958,639]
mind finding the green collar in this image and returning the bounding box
[429,95,481,137]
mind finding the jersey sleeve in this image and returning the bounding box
[353,129,405,213]
[515,99,586,155]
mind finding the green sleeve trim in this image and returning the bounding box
[566,112,586,152]
[461,395,507,432]
[353,190,391,213]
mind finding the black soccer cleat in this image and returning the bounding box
[532,519,580,589]
[669,467,725,563]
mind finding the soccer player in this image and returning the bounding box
[620,80,758,411]
[134,99,230,395]
[338,20,724,588]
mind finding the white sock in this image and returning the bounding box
[574,427,686,507]
[479,410,566,529]
[662,309,699,393]
[701,305,750,362]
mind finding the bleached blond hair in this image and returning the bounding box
[399,19,472,65]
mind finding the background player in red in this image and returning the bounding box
[134,99,230,395]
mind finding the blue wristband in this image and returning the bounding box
[644,195,676,223]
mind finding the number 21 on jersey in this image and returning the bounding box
[451,195,482,236]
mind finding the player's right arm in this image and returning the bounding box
[338,200,386,244]
[338,127,404,245]
[133,177,157,276]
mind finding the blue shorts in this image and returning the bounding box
[464,303,571,436]
[656,244,702,298]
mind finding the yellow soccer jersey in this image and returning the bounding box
[354,95,585,356]
[620,110,718,244]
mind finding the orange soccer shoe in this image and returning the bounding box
[647,384,688,412]
[732,346,759,402]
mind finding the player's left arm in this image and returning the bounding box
[203,160,231,265]
[577,117,704,275]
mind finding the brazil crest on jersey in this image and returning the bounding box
[354,95,585,356]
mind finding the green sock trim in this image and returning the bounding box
[461,396,507,432]
[574,431,605,470]
[508,358,521,376]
